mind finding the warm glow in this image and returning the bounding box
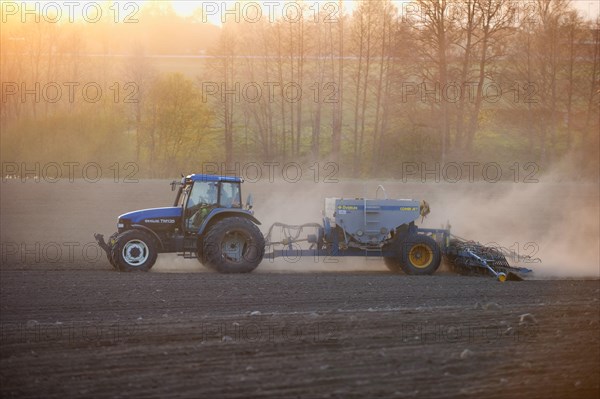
[170,0,198,17]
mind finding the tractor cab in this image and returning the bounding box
[173,174,243,232]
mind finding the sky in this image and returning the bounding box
[166,0,600,25]
[4,0,598,26]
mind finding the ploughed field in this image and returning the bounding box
[1,179,599,398]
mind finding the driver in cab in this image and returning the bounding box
[189,182,218,230]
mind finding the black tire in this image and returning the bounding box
[383,257,404,273]
[107,232,119,270]
[383,227,409,273]
[400,234,441,275]
[108,251,118,270]
[111,230,158,272]
[202,217,265,273]
[196,239,216,270]
[195,246,204,265]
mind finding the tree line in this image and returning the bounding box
[1,0,598,178]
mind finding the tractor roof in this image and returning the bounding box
[185,174,242,183]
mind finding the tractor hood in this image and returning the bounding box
[118,207,182,224]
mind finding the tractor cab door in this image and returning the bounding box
[184,181,219,232]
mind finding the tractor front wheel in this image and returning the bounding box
[202,217,265,273]
[400,234,441,275]
[107,232,119,270]
[111,230,158,272]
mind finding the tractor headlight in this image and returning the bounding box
[117,218,129,231]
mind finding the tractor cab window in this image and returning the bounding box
[220,182,242,208]
[187,181,218,208]
[185,181,219,231]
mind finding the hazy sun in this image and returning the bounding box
[170,0,199,17]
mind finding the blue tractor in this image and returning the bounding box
[95,174,264,273]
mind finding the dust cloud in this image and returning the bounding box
[250,179,383,273]
[248,169,599,278]
[418,162,599,279]
[1,169,597,278]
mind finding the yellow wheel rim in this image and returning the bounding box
[409,244,433,269]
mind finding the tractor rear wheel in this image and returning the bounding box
[400,234,441,275]
[111,230,158,272]
[202,217,264,273]
[196,240,216,270]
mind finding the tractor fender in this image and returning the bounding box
[197,209,261,236]
[130,224,165,250]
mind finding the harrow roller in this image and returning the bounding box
[445,237,538,281]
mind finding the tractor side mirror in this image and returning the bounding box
[245,193,254,210]
[170,180,178,191]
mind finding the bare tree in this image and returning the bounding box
[413,0,457,162]
[206,26,238,166]
[124,42,156,163]
[329,0,344,165]
[370,1,397,174]
[463,0,516,152]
